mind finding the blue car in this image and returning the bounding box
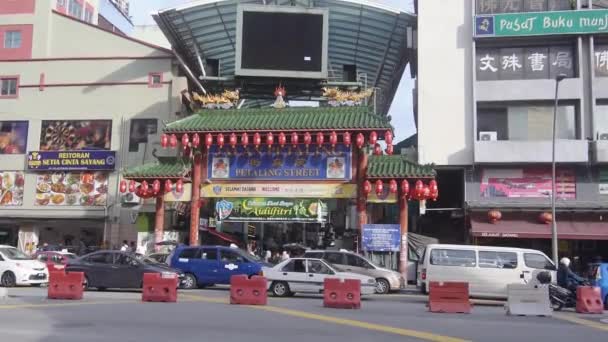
[590,263,608,309]
[168,245,265,289]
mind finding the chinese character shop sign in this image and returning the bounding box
[362,224,400,252]
[207,144,351,180]
[27,151,116,171]
[475,10,608,37]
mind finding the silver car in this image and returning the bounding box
[303,250,405,294]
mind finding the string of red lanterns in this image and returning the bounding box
[119,178,185,198]
[361,179,439,202]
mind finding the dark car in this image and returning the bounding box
[66,250,184,290]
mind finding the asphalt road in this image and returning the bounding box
[0,287,606,342]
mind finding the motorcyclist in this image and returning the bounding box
[557,257,586,292]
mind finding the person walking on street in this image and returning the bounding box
[120,240,129,252]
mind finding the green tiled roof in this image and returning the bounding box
[366,155,436,179]
[164,107,392,133]
[122,157,191,179]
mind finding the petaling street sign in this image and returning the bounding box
[201,183,356,199]
[207,144,352,181]
[27,151,116,171]
[215,198,327,222]
[475,10,608,37]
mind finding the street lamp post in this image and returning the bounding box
[551,74,567,265]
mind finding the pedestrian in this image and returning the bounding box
[120,240,129,252]
[281,250,290,261]
[129,241,136,253]
[264,250,271,263]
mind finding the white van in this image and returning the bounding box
[417,244,556,298]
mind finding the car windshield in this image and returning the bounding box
[134,254,159,264]
[65,254,77,259]
[0,247,32,260]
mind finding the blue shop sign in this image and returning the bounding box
[207,144,352,180]
[362,224,401,252]
[27,151,116,171]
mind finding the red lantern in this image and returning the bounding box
[176,179,183,194]
[539,212,553,224]
[316,132,324,146]
[181,134,189,148]
[164,179,172,193]
[160,134,168,148]
[119,180,127,193]
[375,180,384,195]
[343,132,352,146]
[278,132,286,147]
[266,132,274,148]
[422,185,431,200]
[429,180,439,201]
[304,132,312,146]
[329,131,338,148]
[386,144,394,155]
[128,180,136,193]
[414,180,424,200]
[169,134,178,148]
[229,133,237,148]
[291,132,299,147]
[362,180,372,195]
[241,133,249,147]
[153,180,161,194]
[205,133,213,148]
[356,133,365,149]
[369,131,378,146]
[217,133,225,148]
[400,180,409,196]
[192,133,200,148]
[141,180,149,192]
[488,210,502,224]
[384,130,393,145]
[373,143,382,155]
[389,179,398,194]
[253,132,261,148]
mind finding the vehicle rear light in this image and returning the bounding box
[421,269,427,280]
[259,271,264,277]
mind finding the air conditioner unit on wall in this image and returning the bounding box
[121,192,140,204]
[479,131,497,141]
[599,132,608,141]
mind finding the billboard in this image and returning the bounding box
[480,168,576,199]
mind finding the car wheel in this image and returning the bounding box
[375,278,390,294]
[271,281,290,297]
[421,283,427,295]
[182,273,197,290]
[31,284,42,287]
[1,271,16,288]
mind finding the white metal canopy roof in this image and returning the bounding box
[153,0,416,115]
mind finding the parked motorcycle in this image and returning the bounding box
[536,271,590,311]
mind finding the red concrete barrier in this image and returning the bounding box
[48,271,84,300]
[46,263,65,272]
[428,281,471,314]
[230,275,267,305]
[323,278,361,309]
[142,272,178,303]
[576,286,604,314]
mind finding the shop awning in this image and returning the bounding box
[122,157,191,180]
[366,154,436,179]
[470,212,608,240]
[205,228,239,245]
[163,107,392,134]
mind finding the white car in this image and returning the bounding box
[263,258,376,297]
[0,245,49,287]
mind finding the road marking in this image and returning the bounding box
[553,312,608,332]
[181,294,469,342]
[0,300,134,310]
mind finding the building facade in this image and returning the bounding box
[417,0,608,260]
[0,0,186,252]
[52,0,133,35]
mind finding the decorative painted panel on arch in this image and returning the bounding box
[0,0,36,15]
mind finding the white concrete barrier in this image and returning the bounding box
[505,284,552,317]
[0,287,7,300]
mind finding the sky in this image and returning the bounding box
[130,0,416,142]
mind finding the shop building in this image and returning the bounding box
[0,1,186,251]
[417,0,608,260]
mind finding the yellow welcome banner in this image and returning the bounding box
[201,183,356,199]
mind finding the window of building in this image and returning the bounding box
[342,65,357,82]
[84,7,94,23]
[128,118,157,152]
[593,0,608,9]
[57,0,67,7]
[205,59,220,77]
[476,0,572,14]
[595,102,608,140]
[0,77,18,98]
[429,249,476,267]
[524,253,556,270]
[68,0,83,19]
[148,72,163,88]
[478,251,518,269]
[477,103,577,141]
[4,31,22,49]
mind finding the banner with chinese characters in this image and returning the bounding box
[596,44,608,77]
[477,46,574,81]
[475,10,608,37]
[0,171,24,206]
[362,224,400,252]
[207,144,352,181]
[480,168,576,199]
[201,183,356,199]
[215,198,327,222]
[35,172,108,206]
[27,151,116,171]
